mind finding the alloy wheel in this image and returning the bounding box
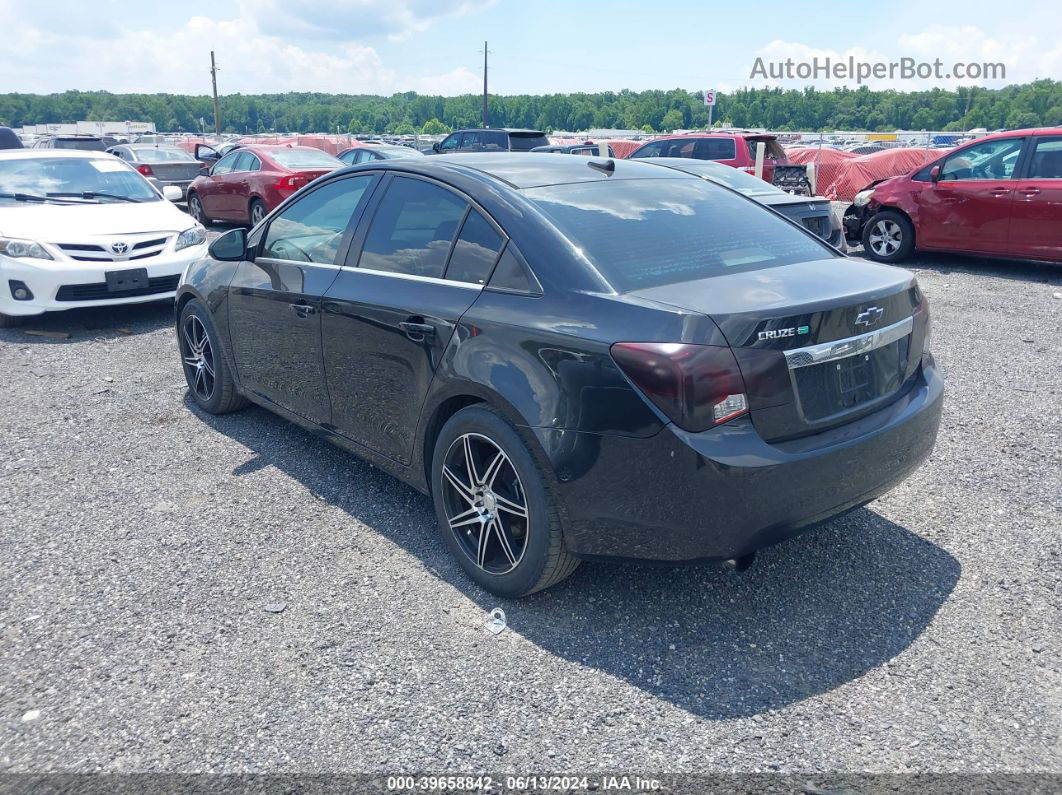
[251,203,265,225]
[441,433,529,575]
[868,219,902,257]
[189,196,204,224]
[181,315,216,401]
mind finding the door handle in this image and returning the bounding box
[989,187,1011,197]
[1018,187,1041,197]
[399,319,436,340]
[289,302,317,318]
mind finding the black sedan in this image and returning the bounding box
[176,153,942,597]
[337,144,425,165]
[643,157,844,248]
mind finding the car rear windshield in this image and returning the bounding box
[524,178,833,291]
[270,148,342,168]
[508,133,550,151]
[746,138,786,160]
[54,138,106,151]
[135,147,195,162]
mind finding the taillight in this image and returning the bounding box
[610,342,749,432]
[136,164,154,176]
[276,175,309,193]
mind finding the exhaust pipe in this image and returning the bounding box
[723,552,756,572]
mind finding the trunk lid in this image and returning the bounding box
[629,258,928,441]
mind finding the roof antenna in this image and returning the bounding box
[588,158,615,175]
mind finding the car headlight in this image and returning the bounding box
[852,189,875,207]
[175,225,206,252]
[0,237,54,261]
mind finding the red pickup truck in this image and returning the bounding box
[626,133,811,194]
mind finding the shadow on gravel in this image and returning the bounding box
[194,401,961,721]
[0,300,173,345]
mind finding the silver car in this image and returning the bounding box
[106,144,202,201]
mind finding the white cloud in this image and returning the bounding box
[241,0,495,42]
[0,0,485,95]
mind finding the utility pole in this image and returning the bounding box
[210,51,221,136]
[481,41,489,129]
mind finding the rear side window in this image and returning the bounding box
[358,177,467,278]
[212,152,240,175]
[509,133,550,151]
[525,178,833,291]
[232,151,255,172]
[55,139,106,151]
[262,175,374,264]
[446,210,504,284]
[692,138,737,160]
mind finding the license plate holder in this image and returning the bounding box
[105,268,149,292]
[837,355,871,395]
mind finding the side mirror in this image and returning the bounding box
[208,228,248,262]
[930,165,941,183]
[432,142,441,153]
[162,185,183,202]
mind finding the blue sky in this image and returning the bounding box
[3,0,1058,95]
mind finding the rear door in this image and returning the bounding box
[916,136,1025,254]
[227,173,379,423]
[1007,135,1062,261]
[321,174,507,464]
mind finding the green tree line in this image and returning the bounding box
[2,81,1059,134]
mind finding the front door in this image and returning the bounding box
[916,136,1025,254]
[321,174,507,464]
[1008,136,1062,261]
[199,150,241,219]
[228,173,379,423]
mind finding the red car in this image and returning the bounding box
[844,127,1062,264]
[187,145,343,226]
[626,133,810,193]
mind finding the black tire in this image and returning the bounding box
[249,199,267,227]
[178,299,248,414]
[188,192,210,225]
[0,312,24,328]
[431,405,580,597]
[862,209,915,263]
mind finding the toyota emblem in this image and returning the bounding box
[110,242,129,255]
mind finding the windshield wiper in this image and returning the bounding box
[0,191,83,204]
[46,191,145,203]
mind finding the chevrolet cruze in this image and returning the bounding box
[176,153,942,597]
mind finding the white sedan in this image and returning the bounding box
[0,149,208,326]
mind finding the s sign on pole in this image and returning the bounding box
[704,89,716,128]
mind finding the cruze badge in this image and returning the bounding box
[110,242,129,255]
[855,306,884,327]
[758,325,810,341]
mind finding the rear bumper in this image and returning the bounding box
[539,356,943,561]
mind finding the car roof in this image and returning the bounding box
[365,152,695,189]
[453,128,546,135]
[0,149,113,160]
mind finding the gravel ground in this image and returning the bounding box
[1,240,1060,778]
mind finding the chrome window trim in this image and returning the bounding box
[339,264,484,290]
[784,316,913,370]
[255,256,341,270]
